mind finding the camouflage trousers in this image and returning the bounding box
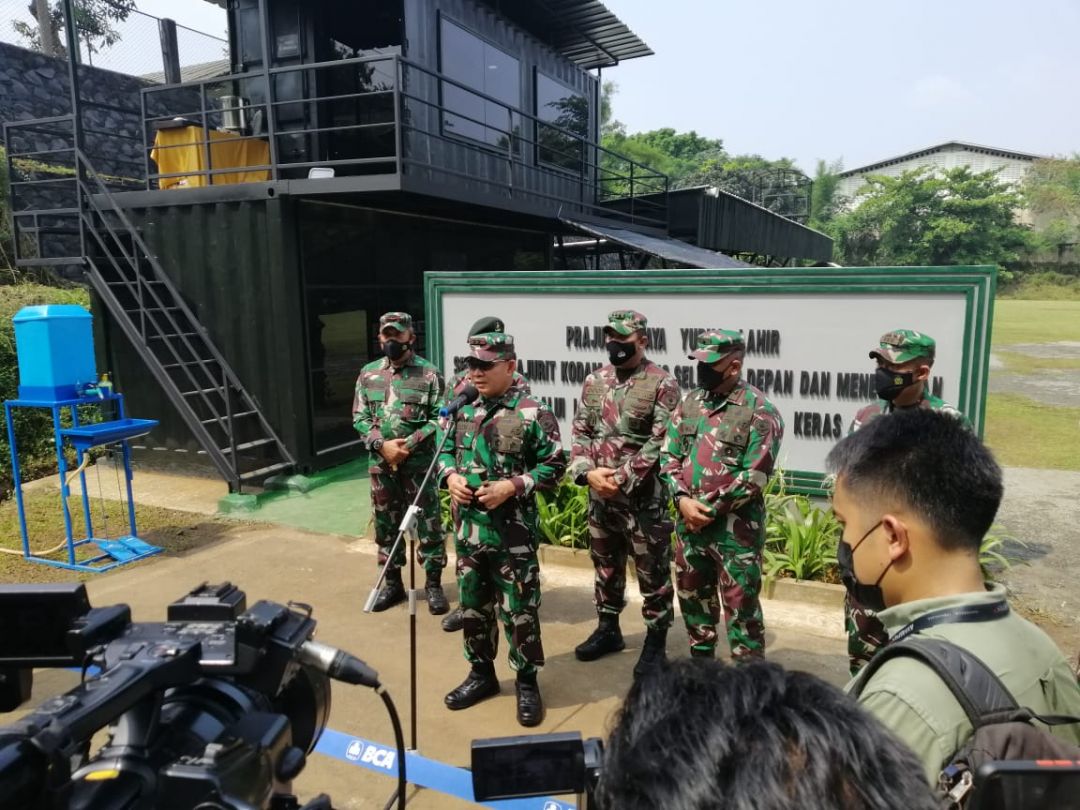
[456,507,543,676]
[845,592,888,676]
[370,465,446,579]
[674,507,765,660]
[588,495,674,630]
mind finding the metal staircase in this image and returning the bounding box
[4,117,294,491]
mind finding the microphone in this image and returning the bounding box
[298,639,380,688]
[440,383,479,418]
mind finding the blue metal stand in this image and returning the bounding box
[4,392,162,573]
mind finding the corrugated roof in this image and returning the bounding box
[839,141,1048,177]
[480,0,652,68]
[200,0,652,69]
[140,58,231,85]
[561,218,749,269]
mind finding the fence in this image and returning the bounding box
[0,0,227,83]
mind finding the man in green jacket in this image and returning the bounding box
[829,409,1080,785]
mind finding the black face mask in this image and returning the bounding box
[875,367,914,401]
[837,520,892,613]
[383,340,411,361]
[606,340,636,366]
[697,361,728,391]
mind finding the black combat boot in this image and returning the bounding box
[441,606,464,632]
[445,662,499,710]
[371,571,406,612]
[515,672,544,727]
[632,625,669,679]
[574,614,625,662]
[425,575,449,615]
[690,647,715,659]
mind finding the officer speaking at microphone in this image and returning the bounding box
[441,315,531,634]
[437,332,564,727]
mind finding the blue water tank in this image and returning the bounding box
[12,305,97,401]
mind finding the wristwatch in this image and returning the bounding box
[673,493,686,507]
[370,438,384,453]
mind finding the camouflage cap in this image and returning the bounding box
[379,311,413,334]
[604,309,648,337]
[870,329,936,364]
[688,329,745,363]
[468,332,515,361]
[468,315,506,337]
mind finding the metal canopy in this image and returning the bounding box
[561,219,750,269]
[200,1,651,69]
[476,0,653,68]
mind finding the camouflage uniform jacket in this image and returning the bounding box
[659,380,784,515]
[436,389,566,545]
[568,359,681,502]
[450,368,531,397]
[352,355,446,469]
[848,390,969,434]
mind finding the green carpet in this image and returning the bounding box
[234,459,372,537]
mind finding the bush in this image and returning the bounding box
[998,269,1080,300]
[536,478,590,549]
[763,473,841,585]
[0,281,91,499]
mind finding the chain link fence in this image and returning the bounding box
[0,0,227,82]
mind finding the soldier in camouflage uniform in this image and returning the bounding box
[438,332,565,727]
[659,330,784,661]
[844,329,970,675]
[441,315,532,634]
[568,309,681,678]
[352,312,450,614]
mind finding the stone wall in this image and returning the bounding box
[0,40,150,185]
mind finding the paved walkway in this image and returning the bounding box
[23,522,846,809]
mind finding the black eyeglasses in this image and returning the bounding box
[466,359,502,371]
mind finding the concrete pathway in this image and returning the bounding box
[25,523,846,809]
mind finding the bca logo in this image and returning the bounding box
[345,740,396,770]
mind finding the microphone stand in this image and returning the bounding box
[364,424,454,756]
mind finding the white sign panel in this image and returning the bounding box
[428,268,994,493]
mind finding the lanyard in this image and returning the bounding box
[889,600,1010,644]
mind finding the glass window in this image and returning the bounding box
[440,18,521,151]
[536,72,587,175]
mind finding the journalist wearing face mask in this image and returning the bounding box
[829,409,1080,786]
[842,329,972,678]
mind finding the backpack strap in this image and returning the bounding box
[852,637,1022,728]
[855,637,1080,730]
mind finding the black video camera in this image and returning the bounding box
[471,732,603,808]
[0,581,377,810]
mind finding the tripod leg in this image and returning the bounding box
[408,524,419,752]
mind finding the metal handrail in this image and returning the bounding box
[136,52,669,224]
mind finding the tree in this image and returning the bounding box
[830,166,1031,267]
[15,0,135,59]
[808,159,846,231]
[1023,155,1080,253]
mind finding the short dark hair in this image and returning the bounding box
[826,409,1002,553]
[596,658,935,810]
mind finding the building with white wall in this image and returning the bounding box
[837,141,1046,216]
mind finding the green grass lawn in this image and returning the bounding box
[991,300,1080,346]
[0,489,232,583]
[985,300,1080,471]
[985,394,1080,470]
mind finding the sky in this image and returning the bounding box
[85,0,1080,173]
